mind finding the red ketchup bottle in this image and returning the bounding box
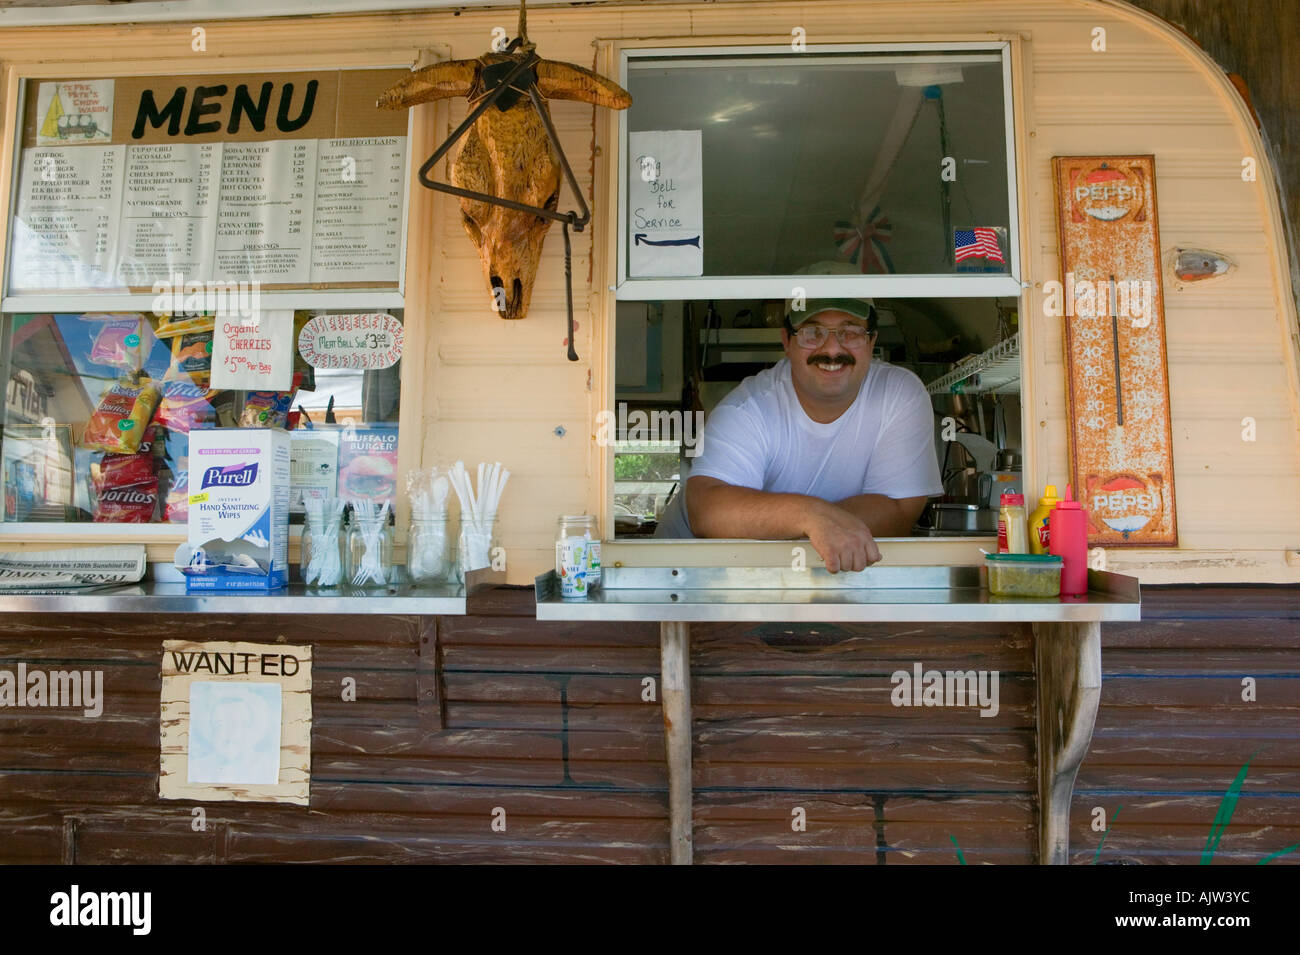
[1049,484,1089,596]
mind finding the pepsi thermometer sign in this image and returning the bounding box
[297,313,403,370]
[1053,155,1177,547]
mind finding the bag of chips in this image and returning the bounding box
[135,424,160,455]
[86,314,156,372]
[164,330,214,384]
[82,379,160,453]
[164,469,189,523]
[238,372,302,428]
[153,313,215,340]
[91,451,155,492]
[155,380,218,433]
[93,477,158,523]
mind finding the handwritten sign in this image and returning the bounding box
[297,312,403,369]
[160,640,311,805]
[210,309,294,391]
[628,130,703,277]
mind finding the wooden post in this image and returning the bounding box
[1034,621,1102,865]
[660,621,693,864]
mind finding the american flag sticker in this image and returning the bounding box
[954,227,1006,266]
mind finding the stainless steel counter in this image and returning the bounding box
[534,563,1139,865]
[535,565,1141,622]
[0,568,505,615]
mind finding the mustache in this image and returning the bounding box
[807,353,856,367]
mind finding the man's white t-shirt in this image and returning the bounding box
[659,358,942,537]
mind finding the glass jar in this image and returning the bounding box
[580,515,602,589]
[408,516,451,585]
[300,504,345,587]
[556,514,597,598]
[347,513,394,588]
[456,510,498,584]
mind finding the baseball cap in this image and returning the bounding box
[784,297,877,330]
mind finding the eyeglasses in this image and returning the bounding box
[792,323,873,348]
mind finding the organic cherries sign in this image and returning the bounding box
[297,313,403,370]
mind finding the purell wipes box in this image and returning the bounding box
[182,429,290,591]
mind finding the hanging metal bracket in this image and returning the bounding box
[415,40,589,361]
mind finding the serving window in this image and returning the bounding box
[0,66,412,533]
[612,44,1024,540]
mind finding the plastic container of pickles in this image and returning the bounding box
[984,553,1063,597]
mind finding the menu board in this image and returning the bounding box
[311,137,407,283]
[118,143,221,285]
[215,140,318,284]
[9,69,409,294]
[9,145,124,290]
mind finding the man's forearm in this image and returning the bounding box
[836,494,917,537]
[688,481,823,540]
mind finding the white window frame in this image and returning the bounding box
[615,41,1024,301]
[1,66,413,314]
[0,64,412,538]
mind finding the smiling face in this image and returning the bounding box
[782,309,876,422]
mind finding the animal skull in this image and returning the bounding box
[379,53,631,320]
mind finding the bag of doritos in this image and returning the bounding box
[93,478,158,523]
[82,379,160,454]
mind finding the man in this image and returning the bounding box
[656,298,941,572]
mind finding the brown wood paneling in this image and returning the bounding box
[3,583,1299,864]
[1070,583,1300,864]
[0,591,671,863]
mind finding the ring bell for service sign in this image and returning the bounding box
[1052,156,1177,547]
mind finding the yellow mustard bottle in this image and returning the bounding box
[1028,484,1061,555]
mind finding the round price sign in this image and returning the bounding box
[297,313,404,370]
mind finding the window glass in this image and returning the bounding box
[0,309,401,524]
[624,50,1012,280]
[612,297,1021,540]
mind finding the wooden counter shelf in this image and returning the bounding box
[536,564,1141,866]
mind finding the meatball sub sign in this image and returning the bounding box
[1052,156,1177,546]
